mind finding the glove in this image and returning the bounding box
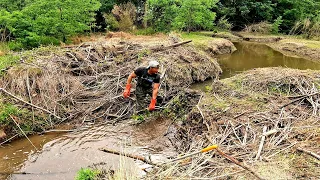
[123,84,131,98]
[148,98,156,111]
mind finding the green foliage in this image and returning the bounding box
[104,13,119,31]
[131,114,146,121]
[75,168,100,180]
[216,0,320,33]
[172,0,217,32]
[0,0,101,48]
[0,103,19,126]
[145,0,179,32]
[217,16,232,30]
[272,16,283,34]
[146,0,217,32]
[7,41,24,51]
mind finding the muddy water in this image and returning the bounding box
[192,41,320,90]
[220,41,320,78]
[1,119,174,180]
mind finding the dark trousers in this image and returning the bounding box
[135,86,163,112]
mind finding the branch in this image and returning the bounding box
[0,88,62,119]
[297,147,320,160]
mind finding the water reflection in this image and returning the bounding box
[219,41,320,79]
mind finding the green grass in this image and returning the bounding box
[0,42,10,54]
[0,54,20,73]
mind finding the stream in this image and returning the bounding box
[2,41,320,179]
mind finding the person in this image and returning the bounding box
[123,60,161,112]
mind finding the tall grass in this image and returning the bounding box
[290,18,320,40]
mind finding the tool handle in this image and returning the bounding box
[201,145,218,153]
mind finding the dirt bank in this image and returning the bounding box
[0,32,228,144]
[268,39,320,62]
[181,32,237,55]
[160,67,320,179]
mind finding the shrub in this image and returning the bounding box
[217,16,232,30]
[103,13,119,31]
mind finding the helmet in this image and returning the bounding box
[148,60,159,68]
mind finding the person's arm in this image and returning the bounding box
[126,71,137,84]
[123,72,137,98]
[149,83,159,111]
[152,83,160,99]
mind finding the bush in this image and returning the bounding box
[104,13,119,31]
[217,16,232,30]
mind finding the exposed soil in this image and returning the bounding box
[268,41,320,62]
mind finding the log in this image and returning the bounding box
[99,148,156,166]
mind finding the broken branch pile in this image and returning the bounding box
[160,67,320,179]
[0,35,221,136]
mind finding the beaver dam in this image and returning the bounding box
[1,33,320,179]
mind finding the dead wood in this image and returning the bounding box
[99,148,156,166]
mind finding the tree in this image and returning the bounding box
[173,0,218,32]
[146,0,179,32]
[146,0,217,32]
[0,0,101,47]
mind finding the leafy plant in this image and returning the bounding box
[75,168,100,180]
[272,16,283,34]
[217,16,232,30]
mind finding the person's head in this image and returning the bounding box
[147,60,159,74]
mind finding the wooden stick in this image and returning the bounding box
[216,148,265,180]
[256,126,267,160]
[0,134,19,146]
[297,147,320,160]
[280,92,319,108]
[99,148,156,166]
[0,88,62,119]
[10,115,38,151]
[206,136,264,180]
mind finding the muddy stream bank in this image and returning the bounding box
[1,41,320,179]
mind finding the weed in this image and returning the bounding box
[131,114,146,122]
[75,168,100,180]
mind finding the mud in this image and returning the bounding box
[268,41,320,62]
